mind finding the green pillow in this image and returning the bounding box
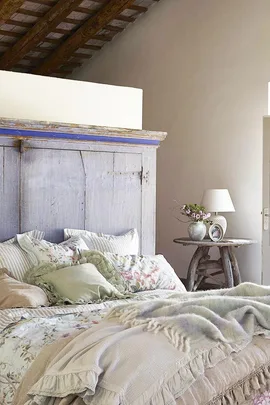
[41,263,123,304]
[79,250,127,294]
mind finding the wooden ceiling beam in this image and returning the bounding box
[64,17,123,33]
[5,19,34,28]
[79,0,147,13]
[0,0,25,25]
[34,0,136,76]
[27,0,56,5]
[76,6,135,23]
[81,43,102,51]
[0,0,84,70]
[0,29,21,38]
[16,8,44,18]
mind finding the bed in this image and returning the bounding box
[0,118,270,405]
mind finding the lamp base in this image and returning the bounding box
[210,214,227,235]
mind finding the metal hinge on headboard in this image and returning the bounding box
[140,169,150,184]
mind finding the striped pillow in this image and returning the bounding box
[0,230,44,282]
[64,228,139,255]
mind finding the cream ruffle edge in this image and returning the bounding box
[26,341,255,405]
[208,359,270,405]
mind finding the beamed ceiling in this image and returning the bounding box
[0,0,159,78]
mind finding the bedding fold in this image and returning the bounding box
[14,282,270,405]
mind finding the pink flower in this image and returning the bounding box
[196,214,200,220]
[192,213,196,218]
[186,209,191,214]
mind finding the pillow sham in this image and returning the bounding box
[103,253,186,293]
[0,230,45,281]
[0,268,49,308]
[17,235,88,267]
[41,263,123,304]
[64,228,139,255]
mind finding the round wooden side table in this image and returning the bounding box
[173,238,257,292]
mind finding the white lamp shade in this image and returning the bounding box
[201,189,235,213]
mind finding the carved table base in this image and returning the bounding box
[186,246,241,291]
[173,238,257,292]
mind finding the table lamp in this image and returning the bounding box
[201,189,235,235]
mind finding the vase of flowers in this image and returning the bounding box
[181,203,211,241]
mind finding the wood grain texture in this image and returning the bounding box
[0,123,160,251]
[0,146,20,240]
[20,148,85,242]
[142,149,156,254]
[0,0,84,70]
[81,151,142,243]
[0,117,167,144]
[219,246,234,288]
[228,246,241,285]
[0,0,25,25]
[186,247,207,291]
[33,0,136,75]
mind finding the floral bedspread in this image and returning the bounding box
[1,288,270,405]
[0,290,175,405]
[0,309,105,405]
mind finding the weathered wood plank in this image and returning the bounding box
[141,149,156,254]
[0,0,25,25]
[81,151,142,242]
[33,0,136,76]
[0,146,20,240]
[113,152,142,241]
[20,148,85,242]
[0,0,84,70]
[9,138,146,155]
[0,117,167,144]
[81,151,114,234]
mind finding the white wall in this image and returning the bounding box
[0,70,143,129]
[72,0,270,283]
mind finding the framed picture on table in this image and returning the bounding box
[209,223,224,242]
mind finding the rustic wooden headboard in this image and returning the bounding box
[0,118,166,254]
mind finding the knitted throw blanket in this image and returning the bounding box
[21,283,270,405]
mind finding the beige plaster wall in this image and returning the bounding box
[72,0,270,283]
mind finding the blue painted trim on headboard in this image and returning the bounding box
[0,128,160,145]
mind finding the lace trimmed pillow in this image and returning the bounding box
[64,228,139,255]
[0,230,45,281]
[17,234,88,267]
[103,253,186,293]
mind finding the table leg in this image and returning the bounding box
[219,247,234,288]
[228,247,241,285]
[187,247,208,291]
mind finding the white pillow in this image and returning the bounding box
[0,230,45,281]
[64,228,139,255]
[17,235,88,266]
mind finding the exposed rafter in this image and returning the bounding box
[0,0,25,25]
[33,0,136,76]
[0,0,157,77]
[0,0,83,70]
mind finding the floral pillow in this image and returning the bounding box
[17,234,89,267]
[103,253,186,293]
